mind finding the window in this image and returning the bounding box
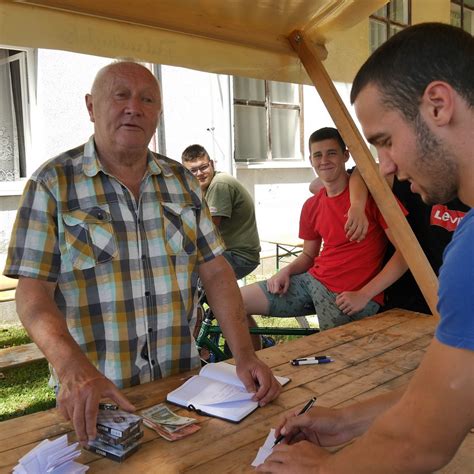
[369,0,411,52]
[0,48,33,182]
[233,77,303,162]
[451,0,474,34]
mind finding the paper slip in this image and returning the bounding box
[13,434,88,473]
[251,429,276,467]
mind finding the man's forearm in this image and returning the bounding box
[357,250,408,302]
[340,387,404,439]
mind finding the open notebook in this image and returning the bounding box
[167,362,290,423]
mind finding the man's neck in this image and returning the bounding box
[455,110,474,207]
[95,143,149,200]
[323,173,349,197]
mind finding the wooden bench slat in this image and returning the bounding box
[0,342,45,371]
[0,275,18,292]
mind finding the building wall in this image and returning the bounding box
[0,0,454,268]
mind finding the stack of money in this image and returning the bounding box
[85,408,143,462]
[141,404,201,441]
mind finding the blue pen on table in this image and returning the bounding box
[291,356,333,366]
[273,397,317,447]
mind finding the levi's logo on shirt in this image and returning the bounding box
[430,205,466,232]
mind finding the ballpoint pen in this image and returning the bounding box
[291,357,333,366]
[273,396,317,447]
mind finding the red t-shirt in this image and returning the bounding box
[299,185,402,305]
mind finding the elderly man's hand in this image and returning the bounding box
[57,367,135,445]
[235,354,282,406]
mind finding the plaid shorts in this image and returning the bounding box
[258,272,379,330]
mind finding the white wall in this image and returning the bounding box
[1,52,363,268]
[161,66,232,173]
[32,50,110,172]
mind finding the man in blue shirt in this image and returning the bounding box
[258,23,474,474]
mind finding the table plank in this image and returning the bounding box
[2,310,470,473]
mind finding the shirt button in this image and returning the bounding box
[151,360,156,366]
[148,328,153,333]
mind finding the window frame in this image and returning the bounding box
[369,1,412,52]
[0,46,35,183]
[451,0,474,32]
[232,77,304,163]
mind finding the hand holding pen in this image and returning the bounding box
[273,397,317,446]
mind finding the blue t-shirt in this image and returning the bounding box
[435,208,474,350]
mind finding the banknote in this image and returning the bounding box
[141,403,196,428]
[142,418,201,442]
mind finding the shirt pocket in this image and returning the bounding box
[161,202,197,256]
[63,206,117,270]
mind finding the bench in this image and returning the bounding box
[261,238,304,270]
[0,275,18,303]
[0,342,45,371]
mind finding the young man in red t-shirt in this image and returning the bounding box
[241,127,407,349]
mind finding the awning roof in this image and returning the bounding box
[0,0,440,315]
[1,0,385,83]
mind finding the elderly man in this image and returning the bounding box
[4,61,280,445]
[258,23,474,473]
[181,144,261,280]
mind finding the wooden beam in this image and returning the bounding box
[288,30,439,318]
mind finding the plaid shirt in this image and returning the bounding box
[4,137,224,388]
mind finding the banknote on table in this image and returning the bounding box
[141,403,196,427]
[142,418,201,441]
[141,404,201,441]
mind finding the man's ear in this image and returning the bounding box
[85,94,95,123]
[420,81,455,126]
[343,149,350,162]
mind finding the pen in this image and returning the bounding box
[273,397,317,447]
[291,358,333,366]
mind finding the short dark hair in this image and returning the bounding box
[308,127,346,153]
[351,23,474,121]
[181,144,210,163]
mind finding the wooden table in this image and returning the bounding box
[1,309,473,473]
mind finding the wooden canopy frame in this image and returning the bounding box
[0,0,439,316]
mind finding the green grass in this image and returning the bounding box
[244,271,319,344]
[0,324,55,422]
[0,324,32,348]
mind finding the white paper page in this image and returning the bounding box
[188,377,253,405]
[46,442,80,471]
[200,362,290,388]
[51,461,89,474]
[17,438,51,465]
[251,429,276,467]
[199,362,244,387]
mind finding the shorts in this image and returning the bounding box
[258,272,379,330]
[223,250,259,280]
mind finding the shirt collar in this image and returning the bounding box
[82,136,173,178]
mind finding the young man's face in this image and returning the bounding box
[183,154,215,192]
[354,83,458,205]
[309,138,349,185]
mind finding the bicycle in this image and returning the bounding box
[194,285,319,362]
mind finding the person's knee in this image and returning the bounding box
[240,282,269,316]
